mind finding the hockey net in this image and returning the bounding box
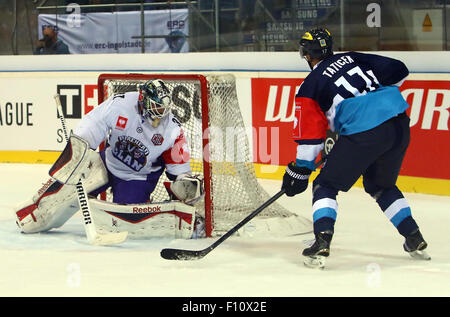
[97,73,311,237]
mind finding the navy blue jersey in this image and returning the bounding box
[293,52,410,170]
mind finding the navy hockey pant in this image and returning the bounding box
[90,150,164,204]
[312,112,419,237]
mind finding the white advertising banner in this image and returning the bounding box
[0,72,251,152]
[0,73,99,151]
[38,9,189,54]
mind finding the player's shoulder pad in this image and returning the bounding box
[107,91,139,114]
[167,112,182,128]
[297,75,317,99]
[109,91,139,106]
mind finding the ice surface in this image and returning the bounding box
[1,163,449,297]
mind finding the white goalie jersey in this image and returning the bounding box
[74,91,191,181]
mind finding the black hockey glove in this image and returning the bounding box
[282,162,312,197]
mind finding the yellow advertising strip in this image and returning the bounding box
[0,151,61,164]
[254,163,450,196]
[1,152,448,196]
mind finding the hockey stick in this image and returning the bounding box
[54,94,128,246]
[161,157,326,260]
[160,189,286,260]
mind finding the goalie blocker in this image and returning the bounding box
[14,134,205,239]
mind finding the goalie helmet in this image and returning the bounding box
[299,28,333,62]
[138,79,171,127]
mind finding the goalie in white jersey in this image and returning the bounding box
[76,79,192,204]
[15,79,205,239]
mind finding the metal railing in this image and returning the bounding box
[2,0,450,55]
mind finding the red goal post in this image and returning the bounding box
[97,73,214,237]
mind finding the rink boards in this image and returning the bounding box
[0,52,448,195]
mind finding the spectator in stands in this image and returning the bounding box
[166,30,186,53]
[34,26,70,55]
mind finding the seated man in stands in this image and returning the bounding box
[34,26,70,55]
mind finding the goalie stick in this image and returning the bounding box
[160,189,286,260]
[54,94,128,246]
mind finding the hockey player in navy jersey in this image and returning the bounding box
[281,28,430,268]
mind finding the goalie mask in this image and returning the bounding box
[138,79,171,127]
[299,28,333,69]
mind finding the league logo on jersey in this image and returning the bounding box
[115,116,128,130]
[151,134,164,146]
[112,136,150,172]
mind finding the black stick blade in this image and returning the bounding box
[160,190,287,261]
[160,248,208,260]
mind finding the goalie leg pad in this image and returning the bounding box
[14,153,108,233]
[89,199,198,239]
[15,178,79,233]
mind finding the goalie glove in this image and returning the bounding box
[164,174,205,206]
[282,162,312,197]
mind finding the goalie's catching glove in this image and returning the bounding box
[164,174,205,206]
[282,162,312,197]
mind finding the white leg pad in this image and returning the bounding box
[89,199,197,239]
[14,152,108,233]
[15,179,78,233]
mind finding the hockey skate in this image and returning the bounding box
[302,231,333,269]
[403,229,431,260]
